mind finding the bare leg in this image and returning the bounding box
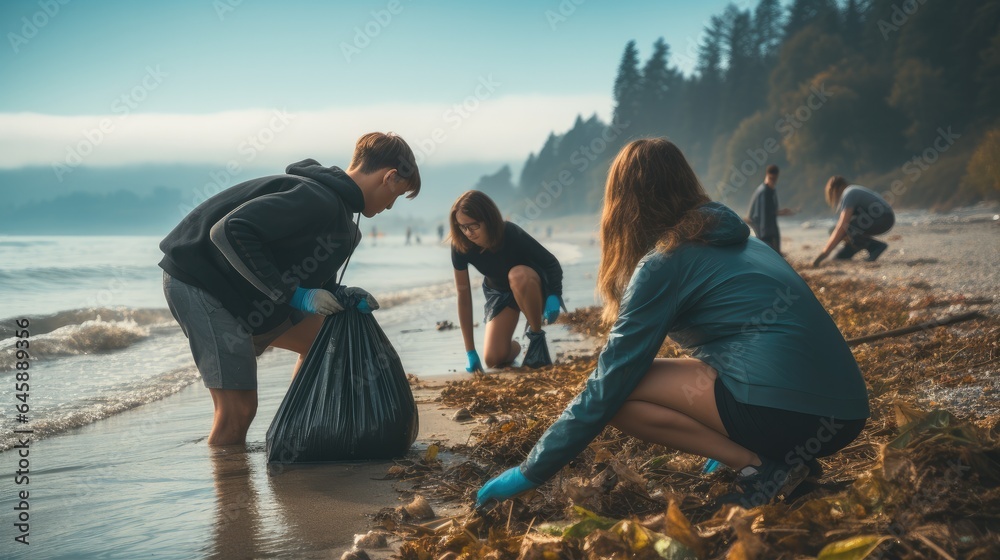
[208,388,258,445]
[205,314,323,445]
[609,358,759,470]
[483,306,521,368]
[269,313,324,378]
[508,265,543,333]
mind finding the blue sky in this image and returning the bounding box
[1,0,755,170]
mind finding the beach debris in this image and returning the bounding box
[451,408,473,422]
[402,494,435,520]
[382,274,1000,558]
[846,311,982,346]
[353,530,389,548]
[436,320,455,331]
[905,258,941,266]
[423,444,439,462]
[340,548,371,560]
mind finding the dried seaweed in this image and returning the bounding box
[375,273,999,559]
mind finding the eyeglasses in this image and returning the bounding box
[457,222,481,233]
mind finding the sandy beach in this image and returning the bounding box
[2,209,996,559]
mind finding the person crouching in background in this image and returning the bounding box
[813,176,895,267]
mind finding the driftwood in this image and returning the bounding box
[847,311,984,346]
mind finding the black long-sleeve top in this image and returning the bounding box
[451,222,563,297]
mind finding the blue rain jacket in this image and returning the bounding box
[520,202,870,484]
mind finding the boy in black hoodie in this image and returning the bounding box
[160,132,421,445]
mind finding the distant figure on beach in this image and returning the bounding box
[546,225,553,239]
[450,190,566,372]
[159,132,421,445]
[813,176,895,267]
[477,139,869,510]
[437,223,445,243]
[405,226,412,245]
[746,164,795,254]
[371,225,378,247]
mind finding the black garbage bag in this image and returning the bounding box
[266,289,418,464]
[523,329,552,368]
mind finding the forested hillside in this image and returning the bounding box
[479,0,1000,219]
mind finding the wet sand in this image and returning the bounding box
[0,349,477,559]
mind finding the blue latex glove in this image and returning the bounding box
[543,294,562,324]
[466,350,483,373]
[475,467,538,511]
[289,288,343,315]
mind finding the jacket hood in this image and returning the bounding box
[697,201,750,246]
[286,159,365,213]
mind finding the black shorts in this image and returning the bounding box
[714,377,866,463]
[482,283,519,323]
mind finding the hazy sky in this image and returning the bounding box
[1,0,756,171]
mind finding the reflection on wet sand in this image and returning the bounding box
[209,445,262,559]
[267,460,403,556]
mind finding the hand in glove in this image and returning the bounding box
[340,286,379,313]
[543,294,562,324]
[289,288,344,315]
[475,466,538,512]
[466,350,483,373]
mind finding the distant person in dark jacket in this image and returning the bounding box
[813,176,895,267]
[159,132,421,445]
[746,164,795,254]
[450,191,565,371]
[476,139,869,510]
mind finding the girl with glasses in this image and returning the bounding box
[449,190,566,372]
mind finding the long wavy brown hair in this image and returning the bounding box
[824,176,849,209]
[598,138,712,325]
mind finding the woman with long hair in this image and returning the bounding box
[476,139,870,509]
[450,190,565,371]
[813,176,895,267]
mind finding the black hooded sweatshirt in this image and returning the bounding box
[159,159,363,335]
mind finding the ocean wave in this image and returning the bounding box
[0,264,153,285]
[0,318,154,372]
[0,307,174,338]
[0,366,200,452]
[376,281,456,309]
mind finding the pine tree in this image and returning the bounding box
[612,40,643,133]
[784,0,839,40]
[637,38,680,136]
[719,5,758,131]
[753,0,784,60]
[843,0,864,44]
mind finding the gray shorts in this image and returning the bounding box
[162,271,294,390]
